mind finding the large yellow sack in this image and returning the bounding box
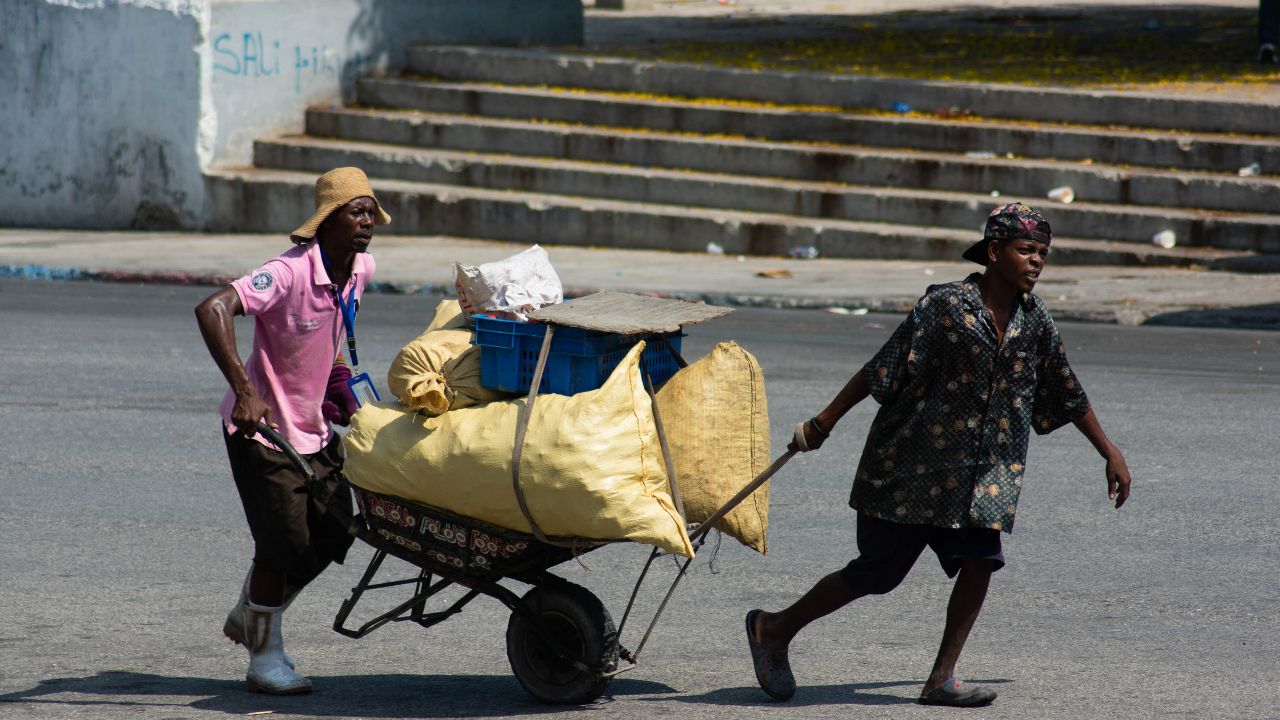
[347,343,693,558]
[387,300,510,415]
[656,342,770,554]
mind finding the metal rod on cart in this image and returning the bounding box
[614,546,662,654]
[627,553,696,663]
[625,451,798,661]
[644,361,685,522]
[688,450,797,544]
[656,336,688,369]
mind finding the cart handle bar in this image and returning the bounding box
[687,449,796,544]
[255,423,318,484]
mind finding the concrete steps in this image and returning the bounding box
[295,108,1280,253]
[319,101,1277,220]
[216,45,1280,264]
[358,77,1280,177]
[206,167,1242,266]
[255,135,1280,254]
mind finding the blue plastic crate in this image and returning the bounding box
[472,316,683,395]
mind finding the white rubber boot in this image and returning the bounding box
[243,601,312,695]
[224,567,298,669]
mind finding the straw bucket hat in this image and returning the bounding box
[289,167,391,243]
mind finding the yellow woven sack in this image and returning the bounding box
[425,298,469,332]
[387,300,510,415]
[346,342,693,557]
[656,342,770,554]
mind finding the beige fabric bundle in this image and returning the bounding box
[346,343,694,558]
[656,342,771,554]
[387,300,511,415]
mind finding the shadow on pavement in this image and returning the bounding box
[656,678,1012,707]
[0,670,675,717]
[1145,304,1280,331]
[1207,256,1280,274]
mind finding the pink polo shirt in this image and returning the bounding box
[219,241,376,454]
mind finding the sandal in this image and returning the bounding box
[919,677,997,707]
[745,609,795,701]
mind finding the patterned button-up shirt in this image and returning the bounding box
[850,274,1089,533]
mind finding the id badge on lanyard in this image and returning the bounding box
[325,250,381,408]
[347,371,380,408]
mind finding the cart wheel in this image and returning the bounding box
[505,580,618,704]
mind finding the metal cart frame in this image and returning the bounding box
[271,292,794,704]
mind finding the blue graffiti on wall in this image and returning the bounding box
[212,32,365,93]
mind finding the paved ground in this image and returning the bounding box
[3,4,1275,717]
[1,229,1278,329]
[0,280,1277,719]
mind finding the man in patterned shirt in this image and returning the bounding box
[745,203,1132,708]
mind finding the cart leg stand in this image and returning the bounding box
[614,450,797,665]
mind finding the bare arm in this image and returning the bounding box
[789,370,871,452]
[195,286,274,437]
[1073,407,1131,508]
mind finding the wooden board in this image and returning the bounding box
[527,292,733,334]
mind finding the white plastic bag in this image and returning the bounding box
[454,245,563,321]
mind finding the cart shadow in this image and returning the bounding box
[658,679,1013,707]
[0,670,676,717]
[1143,302,1280,331]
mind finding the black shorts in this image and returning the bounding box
[839,513,1005,595]
[223,426,355,588]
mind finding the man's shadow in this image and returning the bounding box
[662,678,1014,707]
[0,671,1013,714]
[0,670,673,717]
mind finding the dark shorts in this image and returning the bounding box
[223,426,355,588]
[839,512,1005,595]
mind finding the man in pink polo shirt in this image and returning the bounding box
[195,167,390,695]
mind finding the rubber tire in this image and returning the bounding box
[505,580,618,704]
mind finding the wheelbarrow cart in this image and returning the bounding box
[275,293,796,704]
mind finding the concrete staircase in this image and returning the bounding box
[207,46,1280,266]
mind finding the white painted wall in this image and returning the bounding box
[0,0,583,229]
[209,0,584,171]
[1,0,211,228]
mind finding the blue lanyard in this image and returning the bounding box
[319,246,360,370]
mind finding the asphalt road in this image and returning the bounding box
[1,278,1277,720]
